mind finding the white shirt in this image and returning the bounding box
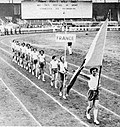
[88,75,99,90]
[14,43,17,50]
[38,54,45,62]
[16,45,20,51]
[33,51,38,60]
[30,51,34,58]
[11,42,15,49]
[26,48,29,55]
[24,46,28,54]
[22,46,26,54]
[59,61,67,73]
[50,60,58,69]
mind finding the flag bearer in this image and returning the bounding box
[85,67,101,125]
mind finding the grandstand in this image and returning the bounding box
[0,0,119,22]
[0,0,119,33]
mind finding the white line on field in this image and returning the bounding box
[1,41,120,97]
[0,53,90,127]
[71,89,120,119]
[0,78,42,127]
[0,47,120,120]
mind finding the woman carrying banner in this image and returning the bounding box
[85,67,101,125]
[67,42,72,55]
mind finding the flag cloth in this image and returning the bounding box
[84,19,108,67]
[66,19,108,94]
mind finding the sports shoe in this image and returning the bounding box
[42,79,45,82]
[59,92,62,97]
[51,82,53,86]
[86,111,91,120]
[38,76,40,80]
[32,72,34,75]
[94,120,100,125]
[26,67,28,70]
[63,95,67,99]
[55,85,57,89]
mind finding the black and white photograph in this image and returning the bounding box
[0,0,119,126]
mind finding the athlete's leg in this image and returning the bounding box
[59,73,64,97]
[55,72,58,88]
[93,100,99,125]
[86,100,94,120]
[51,72,54,86]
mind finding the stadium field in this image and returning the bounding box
[0,31,120,127]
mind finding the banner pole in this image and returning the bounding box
[66,59,86,95]
[63,11,67,97]
[97,65,102,90]
[64,12,67,61]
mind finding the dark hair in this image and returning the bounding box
[33,48,37,51]
[60,56,64,61]
[40,50,44,53]
[22,42,25,46]
[68,42,72,46]
[90,67,98,74]
[52,55,56,60]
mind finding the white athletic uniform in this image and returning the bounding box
[50,59,59,87]
[50,60,58,69]
[33,51,39,60]
[87,75,99,101]
[88,75,99,90]
[11,42,15,51]
[38,54,45,63]
[59,61,67,74]
[17,45,21,55]
[27,48,31,55]
[30,51,34,61]
[19,45,23,53]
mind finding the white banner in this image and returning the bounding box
[21,1,92,19]
[56,33,76,43]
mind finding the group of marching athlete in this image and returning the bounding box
[11,39,68,99]
[11,39,46,82]
[11,39,100,125]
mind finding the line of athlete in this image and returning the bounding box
[11,39,101,125]
[11,39,68,100]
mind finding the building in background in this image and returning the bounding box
[92,0,120,21]
[0,0,119,22]
[21,0,92,20]
[0,0,21,23]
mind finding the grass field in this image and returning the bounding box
[0,31,120,127]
